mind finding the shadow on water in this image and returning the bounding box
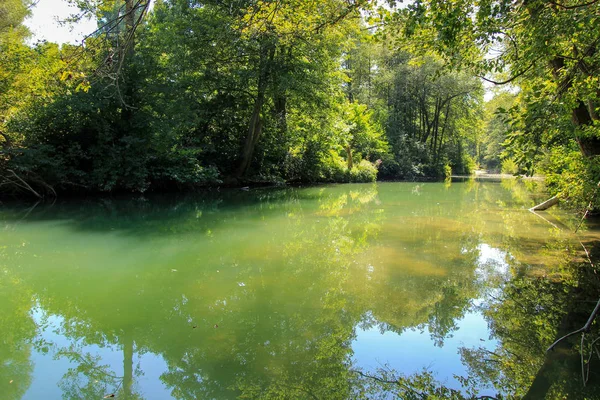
[1,180,600,399]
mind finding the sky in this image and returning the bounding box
[24,0,97,45]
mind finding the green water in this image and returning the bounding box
[0,180,595,399]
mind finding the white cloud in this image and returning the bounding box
[24,0,97,45]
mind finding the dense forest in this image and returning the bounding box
[0,0,599,207]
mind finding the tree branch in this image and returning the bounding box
[5,169,42,198]
[547,0,599,10]
[0,131,12,148]
[477,59,538,85]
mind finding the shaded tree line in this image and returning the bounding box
[0,0,485,198]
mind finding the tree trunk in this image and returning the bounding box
[530,196,559,211]
[120,0,139,112]
[272,47,289,139]
[431,98,441,156]
[0,131,11,148]
[437,103,451,162]
[547,50,600,158]
[235,42,275,178]
[346,145,353,169]
[573,101,600,157]
[236,94,265,178]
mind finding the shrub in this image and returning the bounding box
[320,151,350,182]
[349,160,378,182]
[501,158,519,175]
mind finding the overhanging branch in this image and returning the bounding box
[477,59,538,85]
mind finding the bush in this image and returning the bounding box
[377,153,401,179]
[150,148,222,188]
[316,153,379,183]
[463,154,477,175]
[501,158,519,175]
[349,160,378,182]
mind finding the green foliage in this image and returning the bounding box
[0,0,30,38]
[350,159,379,182]
[481,92,516,172]
[444,163,452,179]
[387,0,600,204]
[318,151,351,182]
[500,158,519,175]
[541,145,600,211]
[348,46,484,180]
[343,101,389,162]
[1,0,487,197]
[314,152,379,183]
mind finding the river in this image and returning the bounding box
[1,180,599,399]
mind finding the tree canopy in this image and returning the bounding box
[0,0,488,198]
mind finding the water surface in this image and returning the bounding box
[0,180,590,399]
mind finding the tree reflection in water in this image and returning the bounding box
[0,180,598,399]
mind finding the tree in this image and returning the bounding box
[480,92,516,172]
[0,0,31,147]
[389,0,600,192]
[345,39,483,178]
[231,0,370,179]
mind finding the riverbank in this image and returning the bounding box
[1,170,547,203]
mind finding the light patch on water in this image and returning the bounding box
[476,243,510,280]
[362,246,448,277]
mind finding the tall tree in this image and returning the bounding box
[391,0,600,159]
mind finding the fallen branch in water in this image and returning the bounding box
[3,169,42,198]
[530,196,559,211]
[0,169,57,198]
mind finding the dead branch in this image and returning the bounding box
[530,196,559,211]
[547,297,600,352]
[5,169,42,198]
